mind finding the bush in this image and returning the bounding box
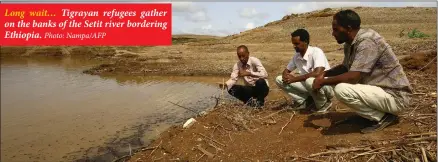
[408,29,429,38]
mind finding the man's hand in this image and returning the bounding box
[312,74,324,91]
[238,69,251,77]
[282,75,291,84]
[282,73,295,84]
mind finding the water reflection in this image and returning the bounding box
[1,56,224,162]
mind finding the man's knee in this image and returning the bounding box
[275,75,283,85]
[256,78,267,86]
[334,83,353,101]
[304,77,315,90]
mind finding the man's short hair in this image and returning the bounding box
[237,45,249,52]
[334,9,361,30]
[291,28,310,44]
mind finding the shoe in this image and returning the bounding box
[245,98,264,109]
[286,101,306,111]
[312,101,333,115]
[360,113,398,134]
[254,100,264,109]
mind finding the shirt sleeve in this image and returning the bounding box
[313,48,328,69]
[286,57,297,72]
[349,39,379,73]
[225,63,239,90]
[249,57,268,78]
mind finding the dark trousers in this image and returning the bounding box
[227,79,269,105]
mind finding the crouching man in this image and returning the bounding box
[276,29,334,114]
[220,45,269,108]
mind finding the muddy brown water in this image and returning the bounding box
[0,56,230,162]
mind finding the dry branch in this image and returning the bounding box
[197,133,226,147]
[279,112,295,135]
[196,145,214,158]
[309,147,372,157]
[260,109,287,120]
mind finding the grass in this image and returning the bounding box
[408,29,430,38]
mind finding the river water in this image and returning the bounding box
[0,56,226,162]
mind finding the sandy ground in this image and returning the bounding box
[1,6,437,162]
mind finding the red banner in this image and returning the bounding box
[0,3,172,46]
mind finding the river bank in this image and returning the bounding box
[126,51,438,162]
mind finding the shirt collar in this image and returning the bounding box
[239,57,252,67]
[296,46,311,61]
[350,28,365,45]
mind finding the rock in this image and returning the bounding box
[183,118,196,129]
[199,111,208,116]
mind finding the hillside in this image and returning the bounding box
[1,7,436,79]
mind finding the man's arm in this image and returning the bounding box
[224,63,239,90]
[286,67,325,83]
[248,57,268,78]
[321,71,361,85]
[314,39,379,90]
[323,64,348,77]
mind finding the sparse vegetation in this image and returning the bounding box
[408,29,430,38]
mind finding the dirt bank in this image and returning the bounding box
[123,51,437,161]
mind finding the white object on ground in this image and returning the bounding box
[183,118,197,128]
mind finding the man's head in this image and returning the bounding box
[332,9,361,44]
[237,45,250,65]
[291,29,310,54]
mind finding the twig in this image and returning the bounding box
[279,112,295,135]
[149,140,162,158]
[426,150,436,161]
[195,154,205,162]
[228,132,232,142]
[416,114,436,116]
[292,155,325,162]
[168,101,199,115]
[376,136,437,145]
[260,109,287,120]
[421,147,428,162]
[129,144,132,156]
[396,150,412,162]
[197,133,226,147]
[351,147,386,159]
[412,55,437,75]
[153,157,163,161]
[139,146,158,151]
[309,147,372,157]
[111,155,130,162]
[352,149,402,157]
[405,132,436,138]
[366,154,376,162]
[196,145,214,158]
[208,142,223,152]
[409,105,421,116]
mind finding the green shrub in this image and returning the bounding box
[408,29,429,38]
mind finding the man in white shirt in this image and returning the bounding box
[275,29,334,114]
[220,45,269,108]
